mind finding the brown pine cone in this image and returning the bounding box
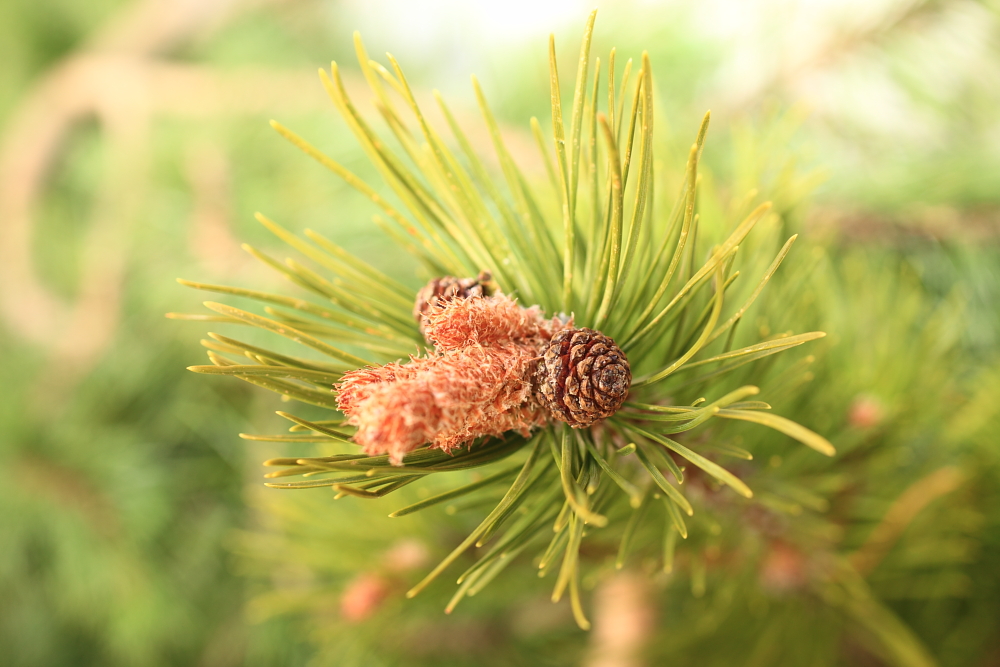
[535,327,631,428]
[413,271,494,323]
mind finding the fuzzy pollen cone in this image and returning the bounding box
[535,327,631,428]
[337,292,567,465]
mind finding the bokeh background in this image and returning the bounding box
[2,0,999,665]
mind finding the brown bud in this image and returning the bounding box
[413,271,493,323]
[535,327,631,428]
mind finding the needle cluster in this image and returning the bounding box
[174,10,834,629]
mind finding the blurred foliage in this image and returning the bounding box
[230,100,1000,667]
[236,245,1000,667]
[0,0,122,115]
[0,1,375,665]
[1,0,999,666]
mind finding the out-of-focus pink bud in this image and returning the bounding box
[383,538,430,573]
[848,395,884,429]
[759,542,807,593]
[340,573,389,623]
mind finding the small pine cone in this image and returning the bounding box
[535,327,631,428]
[413,271,493,322]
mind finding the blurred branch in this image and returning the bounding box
[585,572,656,667]
[714,0,939,111]
[850,466,964,575]
[0,0,343,400]
[0,0,535,383]
[809,205,1000,243]
[0,0,325,348]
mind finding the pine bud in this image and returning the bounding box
[413,271,494,323]
[535,327,631,428]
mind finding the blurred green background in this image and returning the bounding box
[1,0,998,665]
